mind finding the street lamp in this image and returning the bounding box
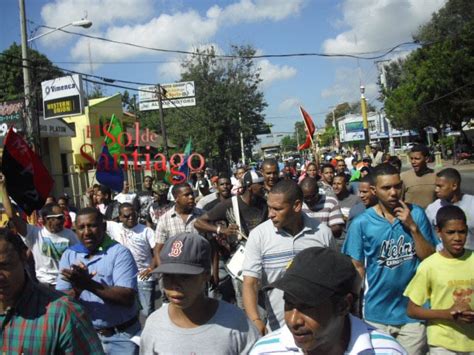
[28,19,93,42]
[19,0,92,151]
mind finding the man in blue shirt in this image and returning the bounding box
[343,163,437,355]
[57,207,140,354]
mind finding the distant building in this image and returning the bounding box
[336,112,417,150]
[253,132,292,158]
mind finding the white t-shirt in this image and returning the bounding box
[106,221,156,275]
[114,192,137,204]
[425,194,474,250]
[24,225,79,285]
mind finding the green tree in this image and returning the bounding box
[165,45,268,170]
[382,0,474,132]
[324,101,375,128]
[281,135,297,152]
[319,127,336,147]
[0,43,63,104]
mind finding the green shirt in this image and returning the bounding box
[0,277,104,354]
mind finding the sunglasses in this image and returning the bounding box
[45,214,64,220]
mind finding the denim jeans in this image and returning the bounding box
[98,320,140,355]
[137,279,156,317]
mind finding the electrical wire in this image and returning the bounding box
[34,24,419,61]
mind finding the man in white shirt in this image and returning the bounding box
[242,180,335,334]
[106,202,158,316]
[0,173,78,287]
[114,181,136,204]
[425,168,474,250]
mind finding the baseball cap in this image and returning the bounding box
[265,247,356,307]
[242,170,264,187]
[154,233,211,275]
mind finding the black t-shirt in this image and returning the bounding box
[133,190,155,223]
[206,196,268,237]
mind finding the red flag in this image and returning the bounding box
[2,128,54,215]
[298,107,316,150]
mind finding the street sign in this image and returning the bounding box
[41,74,84,120]
[138,81,196,111]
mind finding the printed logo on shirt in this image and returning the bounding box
[377,235,416,269]
[168,240,183,257]
[41,238,69,261]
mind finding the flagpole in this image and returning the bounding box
[301,111,319,169]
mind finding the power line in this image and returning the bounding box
[34,23,419,61]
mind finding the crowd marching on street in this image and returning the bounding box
[0,143,473,354]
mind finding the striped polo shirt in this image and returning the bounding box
[242,213,335,331]
[250,314,407,354]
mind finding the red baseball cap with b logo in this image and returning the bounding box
[153,233,211,275]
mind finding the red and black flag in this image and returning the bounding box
[297,107,316,151]
[2,128,54,215]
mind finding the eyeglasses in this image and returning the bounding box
[121,214,136,219]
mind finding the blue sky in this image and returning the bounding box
[1,0,447,132]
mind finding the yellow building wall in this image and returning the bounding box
[61,93,126,168]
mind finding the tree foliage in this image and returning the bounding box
[164,45,268,170]
[0,43,63,104]
[281,135,297,152]
[382,0,474,132]
[324,101,375,128]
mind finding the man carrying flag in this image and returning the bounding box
[0,129,78,288]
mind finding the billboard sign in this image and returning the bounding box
[41,74,84,120]
[139,81,196,111]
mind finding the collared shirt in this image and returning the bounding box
[155,206,203,244]
[243,214,335,331]
[24,224,79,285]
[56,238,138,329]
[1,278,103,354]
[249,314,407,354]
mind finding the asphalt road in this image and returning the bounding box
[459,170,474,195]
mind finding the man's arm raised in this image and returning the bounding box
[0,173,27,236]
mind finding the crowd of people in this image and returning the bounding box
[0,143,472,354]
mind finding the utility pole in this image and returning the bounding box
[239,112,245,165]
[377,60,395,155]
[360,85,370,156]
[19,0,38,151]
[156,84,169,157]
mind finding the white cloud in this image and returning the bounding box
[39,0,305,67]
[157,43,223,82]
[208,0,304,25]
[321,67,378,103]
[39,0,154,47]
[70,12,219,66]
[278,97,301,112]
[257,59,297,88]
[322,0,447,53]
